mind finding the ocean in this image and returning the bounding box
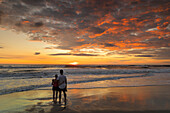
[0,64,170,95]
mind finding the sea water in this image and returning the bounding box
[0,64,170,95]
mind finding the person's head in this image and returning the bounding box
[60,69,63,75]
[55,74,58,79]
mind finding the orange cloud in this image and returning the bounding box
[146,30,170,39]
[157,22,169,30]
[97,13,114,26]
[0,27,6,30]
[31,30,40,33]
[166,16,170,21]
[21,21,30,24]
[155,18,162,23]
[121,18,130,26]
[76,39,85,42]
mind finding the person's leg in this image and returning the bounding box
[63,90,67,105]
[56,91,58,102]
[53,90,55,101]
[59,90,62,104]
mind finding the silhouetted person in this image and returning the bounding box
[58,69,67,105]
[52,74,59,102]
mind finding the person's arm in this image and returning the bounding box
[59,81,64,85]
[52,79,54,85]
[65,77,67,91]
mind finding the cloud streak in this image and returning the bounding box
[49,53,99,56]
[135,55,155,57]
[34,52,40,55]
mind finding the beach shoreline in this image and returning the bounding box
[0,85,170,113]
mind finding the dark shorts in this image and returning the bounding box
[59,87,67,92]
[52,86,60,91]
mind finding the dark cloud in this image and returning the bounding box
[0,10,3,23]
[152,47,170,59]
[0,46,3,49]
[112,47,170,59]
[88,27,105,34]
[34,22,43,27]
[0,0,169,60]
[73,53,98,56]
[49,53,98,56]
[135,55,155,57]
[56,46,73,50]
[49,53,71,56]
[12,3,29,14]
[104,43,116,47]
[21,0,46,6]
[34,52,40,55]
[144,38,170,48]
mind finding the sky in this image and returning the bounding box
[0,0,169,65]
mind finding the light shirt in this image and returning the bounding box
[58,74,67,89]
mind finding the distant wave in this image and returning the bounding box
[0,64,65,69]
[0,64,169,69]
[68,73,153,84]
[0,68,170,79]
[65,64,170,69]
[13,70,38,72]
[66,69,170,75]
[0,84,50,95]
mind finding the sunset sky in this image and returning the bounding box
[0,0,169,64]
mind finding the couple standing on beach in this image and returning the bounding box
[52,70,67,105]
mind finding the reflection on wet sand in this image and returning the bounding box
[25,101,69,113]
[68,86,170,111]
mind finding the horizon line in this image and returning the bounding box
[0,63,169,66]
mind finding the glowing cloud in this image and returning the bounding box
[0,0,169,64]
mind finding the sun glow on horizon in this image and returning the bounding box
[69,62,79,65]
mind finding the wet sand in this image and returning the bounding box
[0,85,170,113]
